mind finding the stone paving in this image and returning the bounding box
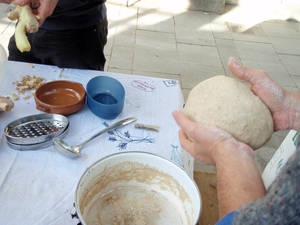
[1,0,300,173]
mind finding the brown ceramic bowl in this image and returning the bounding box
[34,80,86,115]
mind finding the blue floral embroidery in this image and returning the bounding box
[103,122,154,150]
[108,136,117,142]
[171,144,182,167]
[124,131,130,138]
[163,80,177,87]
[107,130,114,135]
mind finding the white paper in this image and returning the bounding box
[262,130,299,189]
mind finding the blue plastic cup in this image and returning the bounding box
[86,76,125,120]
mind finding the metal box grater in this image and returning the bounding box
[4,114,69,148]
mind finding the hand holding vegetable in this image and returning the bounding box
[7,0,58,52]
[8,0,40,52]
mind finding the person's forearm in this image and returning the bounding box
[286,91,300,130]
[213,140,266,219]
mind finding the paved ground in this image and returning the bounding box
[1,0,299,173]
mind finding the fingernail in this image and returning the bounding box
[228,57,240,68]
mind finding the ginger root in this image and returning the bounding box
[0,96,14,112]
[8,2,40,52]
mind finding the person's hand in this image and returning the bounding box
[172,110,253,165]
[2,0,58,26]
[228,57,294,131]
[34,0,59,25]
[0,0,30,5]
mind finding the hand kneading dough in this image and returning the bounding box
[183,75,273,149]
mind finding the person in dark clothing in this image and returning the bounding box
[2,0,107,70]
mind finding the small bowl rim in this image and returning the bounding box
[86,76,125,107]
[34,80,86,109]
[34,80,86,115]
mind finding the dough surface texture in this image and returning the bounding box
[183,75,273,149]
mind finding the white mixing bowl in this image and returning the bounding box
[75,152,201,225]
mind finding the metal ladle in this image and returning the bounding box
[53,117,137,157]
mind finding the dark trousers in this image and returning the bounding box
[8,17,108,71]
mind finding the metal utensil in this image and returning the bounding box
[6,124,69,151]
[53,117,137,157]
[4,113,69,146]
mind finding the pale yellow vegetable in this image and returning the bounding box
[0,96,14,112]
[8,3,40,52]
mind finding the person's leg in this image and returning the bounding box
[30,4,108,70]
[31,25,107,70]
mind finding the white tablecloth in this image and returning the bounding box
[0,61,193,225]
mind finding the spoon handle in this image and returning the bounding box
[79,117,137,147]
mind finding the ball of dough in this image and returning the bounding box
[183,75,273,149]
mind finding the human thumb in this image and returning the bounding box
[228,57,259,85]
[228,57,248,80]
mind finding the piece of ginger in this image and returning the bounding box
[0,96,14,112]
[8,2,40,52]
